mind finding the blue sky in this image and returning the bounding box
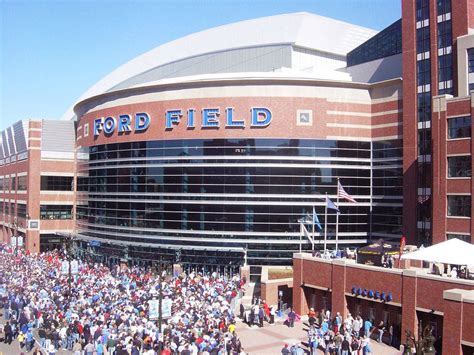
[0,0,401,130]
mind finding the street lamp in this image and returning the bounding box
[13,217,18,255]
[63,233,75,298]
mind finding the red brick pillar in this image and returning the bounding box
[26,230,40,254]
[331,259,348,318]
[292,254,306,315]
[401,269,418,342]
[442,289,465,355]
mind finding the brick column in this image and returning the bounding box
[442,289,466,355]
[292,254,306,315]
[401,269,418,341]
[331,259,348,318]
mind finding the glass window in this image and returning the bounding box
[17,204,27,218]
[447,195,471,217]
[437,0,451,15]
[17,176,27,190]
[448,156,471,178]
[40,176,74,191]
[448,116,471,139]
[11,176,16,191]
[418,129,431,155]
[346,19,401,67]
[437,20,452,49]
[416,0,430,21]
[438,54,452,82]
[40,205,73,220]
[417,59,431,86]
[417,92,431,122]
[468,48,474,73]
[447,233,470,242]
[416,26,430,54]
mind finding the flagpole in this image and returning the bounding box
[299,221,302,254]
[324,192,328,254]
[312,206,315,252]
[336,178,340,253]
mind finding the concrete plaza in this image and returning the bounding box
[235,317,402,355]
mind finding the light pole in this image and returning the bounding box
[13,217,18,255]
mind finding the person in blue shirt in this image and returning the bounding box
[26,329,34,352]
[364,318,372,338]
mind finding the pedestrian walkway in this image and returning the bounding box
[235,318,402,354]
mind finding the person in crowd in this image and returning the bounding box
[3,321,12,344]
[287,308,296,328]
[308,307,316,327]
[364,318,372,338]
[377,321,385,343]
[281,343,291,355]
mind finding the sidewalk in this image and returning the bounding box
[235,317,402,355]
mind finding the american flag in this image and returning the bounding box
[338,181,357,203]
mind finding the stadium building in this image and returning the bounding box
[2,0,474,271]
[71,12,404,269]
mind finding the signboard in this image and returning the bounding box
[148,299,159,320]
[71,260,79,275]
[92,107,273,137]
[28,220,39,230]
[61,259,79,275]
[148,298,173,320]
[162,298,172,318]
[11,236,24,247]
[61,260,69,275]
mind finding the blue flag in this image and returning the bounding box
[326,196,340,213]
[313,206,322,231]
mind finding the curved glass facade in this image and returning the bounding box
[76,138,402,266]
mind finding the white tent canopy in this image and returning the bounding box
[401,238,474,266]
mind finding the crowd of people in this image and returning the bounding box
[302,309,390,355]
[0,244,245,354]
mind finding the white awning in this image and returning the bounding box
[401,238,474,266]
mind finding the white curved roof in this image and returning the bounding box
[62,12,377,120]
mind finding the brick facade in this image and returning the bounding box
[292,254,474,353]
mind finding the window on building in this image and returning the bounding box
[17,175,27,190]
[418,129,432,155]
[10,203,15,216]
[0,201,4,213]
[469,83,474,93]
[416,26,430,54]
[437,0,451,15]
[0,177,3,191]
[416,0,430,21]
[17,204,27,218]
[417,59,431,86]
[40,205,73,220]
[4,176,9,192]
[468,48,474,73]
[417,92,431,122]
[447,233,470,242]
[437,20,452,49]
[438,54,452,82]
[10,176,16,191]
[84,123,89,137]
[448,156,471,178]
[447,195,471,217]
[448,116,471,139]
[40,176,74,191]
